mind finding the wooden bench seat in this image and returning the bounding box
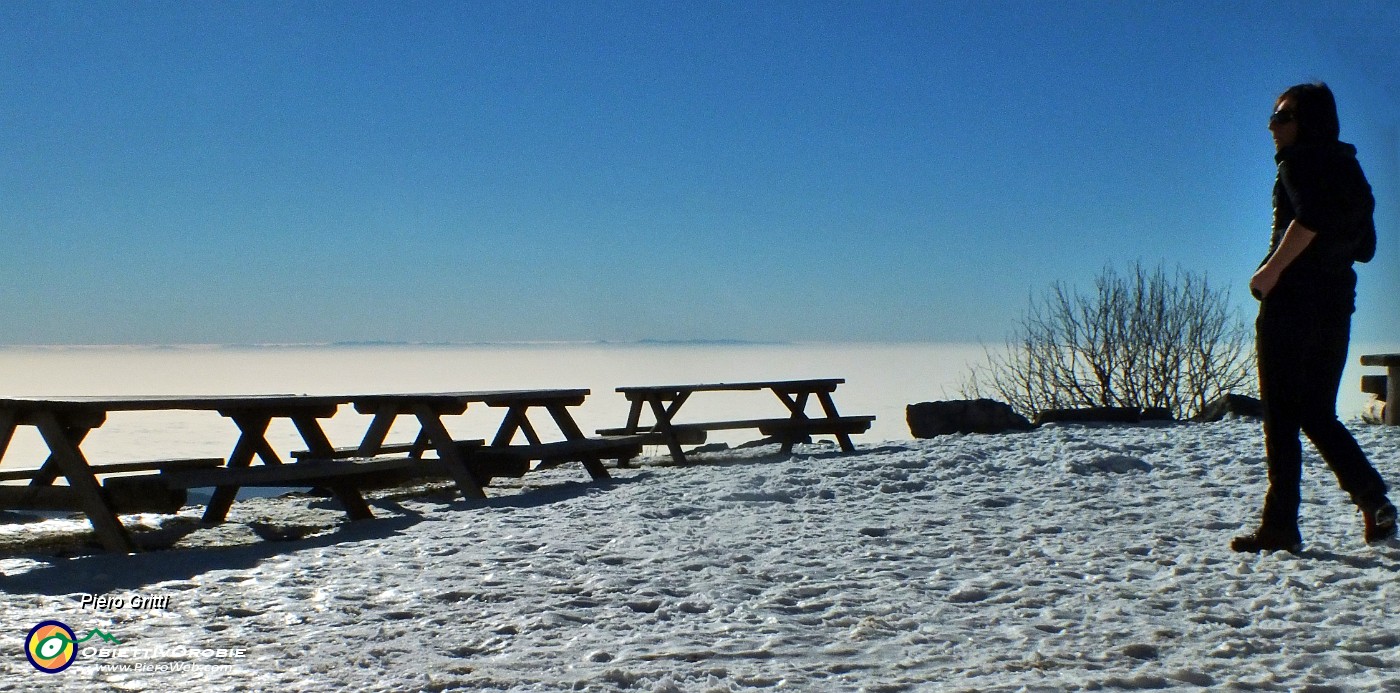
[0,473,190,514]
[289,440,486,461]
[0,457,224,483]
[596,427,708,445]
[290,443,423,460]
[460,435,648,469]
[1362,375,1389,401]
[757,415,876,438]
[599,416,875,442]
[160,457,442,489]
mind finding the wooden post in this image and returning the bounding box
[412,404,487,499]
[356,405,399,456]
[292,415,373,521]
[817,390,856,452]
[0,409,16,464]
[1388,367,1399,426]
[546,403,610,480]
[32,412,136,553]
[203,414,275,524]
[647,395,689,464]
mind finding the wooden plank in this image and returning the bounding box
[0,395,349,415]
[596,427,708,445]
[163,458,424,488]
[0,409,16,464]
[291,442,442,460]
[355,405,400,455]
[757,416,876,436]
[543,403,610,480]
[102,476,189,513]
[816,390,856,452]
[647,396,689,464]
[0,480,185,514]
[349,390,589,415]
[602,418,861,435]
[350,396,469,417]
[617,379,844,398]
[476,390,589,408]
[28,423,98,487]
[1360,353,1400,367]
[1362,375,1389,399]
[202,414,275,524]
[0,457,223,482]
[412,404,488,499]
[479,436,646,465]
[1389,369,1400,426]
[0,485,84,511]
[288,414,372,519]
[12,411,106,429]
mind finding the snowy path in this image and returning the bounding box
[3,419,1399,691]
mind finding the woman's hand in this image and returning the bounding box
[1250,266,1280,300]
[1252,220,1317,300]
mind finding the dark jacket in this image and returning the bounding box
[1266,141,1376,295]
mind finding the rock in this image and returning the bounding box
[1362,397,1388,425]
[1035,407,1143,426]
[1141,407,1174,421]
[1192,394,1264,422]
[906,399,1033,438]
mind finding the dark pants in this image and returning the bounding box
[1256,275,1386,531]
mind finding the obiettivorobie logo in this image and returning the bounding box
[25,621,121,673]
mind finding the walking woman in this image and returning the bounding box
[1233,82,1394,553]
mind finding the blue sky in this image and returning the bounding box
[1,1,1396,345]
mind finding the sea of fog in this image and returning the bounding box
[0,341,1385,471]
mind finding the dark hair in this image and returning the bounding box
[1276,82,1341,144]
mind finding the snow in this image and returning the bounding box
[4,418,1399,691]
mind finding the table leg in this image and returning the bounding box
[0,409,16,466]
[816,391,856,452]
[771,389,815,454]
[32,412,136,553]
[292,416,374,521]
[648,396,689,463]
[29,423,98,487]
[1388,367,1399,426]
[356,406,399,456]
[624,398,643,432]
[492,406,543,447]
[203,415,277,524]
[412,405,487,499]
[545,403,610,480]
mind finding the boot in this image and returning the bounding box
[1231,525,1303,553]
[1363,501,1397,544]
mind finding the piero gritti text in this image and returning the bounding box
[77,593,172,610]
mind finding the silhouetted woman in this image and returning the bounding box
[1233,82,1393,553]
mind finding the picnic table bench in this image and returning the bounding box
[598,378,874,463]
[0,395,359,553]
[1361,353,1398,425]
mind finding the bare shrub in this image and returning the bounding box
[963,262,1256,420]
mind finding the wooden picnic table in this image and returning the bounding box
[334,390,645,498]
[0,394,354,553]
[1360,353,1399,425]
[0,390,648,554]
[598,378,875,463]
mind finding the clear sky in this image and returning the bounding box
[2,1,1397,345]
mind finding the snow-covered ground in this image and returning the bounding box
[3,418,1399,691]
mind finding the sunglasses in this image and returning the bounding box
[1270,109,1296,126]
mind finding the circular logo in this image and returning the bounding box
[26,621,77,673]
